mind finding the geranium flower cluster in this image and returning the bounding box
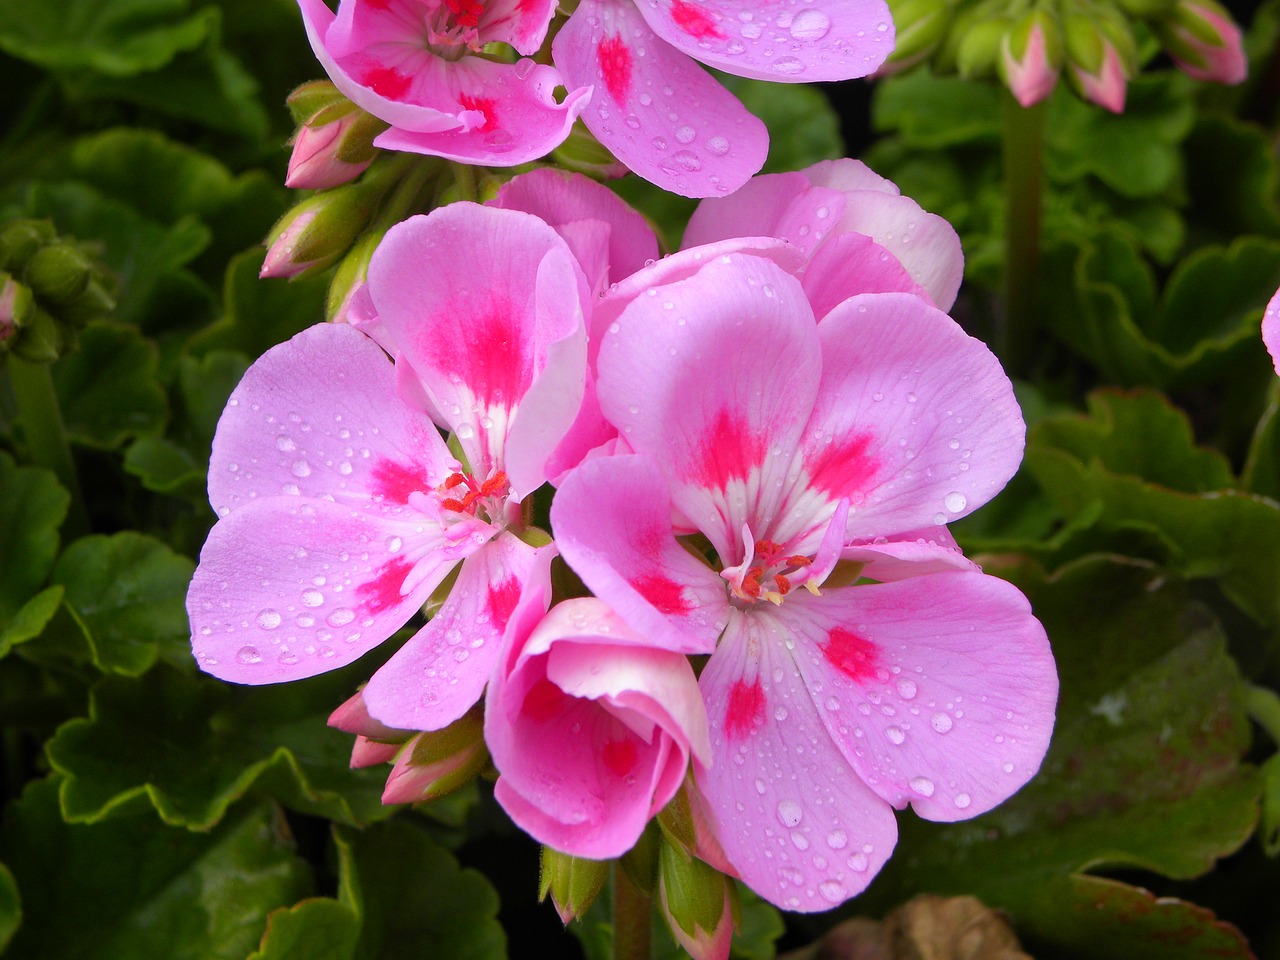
[188,162,1057,926]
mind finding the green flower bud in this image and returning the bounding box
[286,79,349,126]
[954,15,1013,79]
[380,706,488,804]
[657,841,737,960]
[538,848,608,924]
[883,0,952,70]
[0,220,55,273]
[23,242,93,306]
[12,307,63,363]
[260,181,382,280]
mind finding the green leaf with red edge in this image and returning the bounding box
[858,555,1258,960]
[251,819,505,960]
[46,664,395,830]
[1025,390,1280,627]
[0,778,310,960]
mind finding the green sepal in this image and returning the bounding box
[539,847,609,923]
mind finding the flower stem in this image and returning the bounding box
[1246,684,1280,748]
[6,355,88,538]
[1000,92,1046,378]
[613,861,651,960]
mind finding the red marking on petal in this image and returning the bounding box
[366,0,392,8]
[430,297,532,408]
[363,65,411,100]
[822,628,880,684]
[806,431,879,500]
[671,0,722,38]
[487,576,521,625]
[598,36,632,104]
[522,676,566,722]
[602,737,638,776]
[725,678,765,739]
[458,93,497,131]
[371,458,432,503]
[445,0,485,28]
[357,557,413,614]
[633,573,692,615]
[690,409,766,490]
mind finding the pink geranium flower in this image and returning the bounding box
[188,203,590,732]
[551,0,895,197]
[551,250,1057,910]
[1266,286,1280,376]
[486,593,711,857]
[297,0,590,165]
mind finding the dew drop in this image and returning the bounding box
[885,726,905,745]
[819,880,846,902]
[848,852,869,872]
[1003,762,1015,773]
[327,608,356,627]
[386,536,403,553]
[276,435,295,452]
[931,712,953,733]
[256,609,282,629]
[897,679,918,699]
[651,136,668,150]
[291,460,312,478]
[789,8,831,39]
[954,793,971,809]
[705,135,730,156]
[909,776,935,797]
[741,21,762,38]
[944,491,968,513]
[456,423,475,440]
[776,799,803,827]
[790,831,809,850]
[301,589,324,607]
[675,124,695,143]
[237,646,262,664]
[755,778,767,794]
[826,829,847,849]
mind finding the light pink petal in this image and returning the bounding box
[802,158,899,196]
[783,575,1057,821]
[208,323,454,518]
[362,533,555,730]
[552,0,768,198]
[842,529,979,581]
[798,292,1023,542]
[552,455,727,655]
[487,598,704,858]
[801,232,925,320]
[597,254,822,560]
[476,0,558,53]
[696,609,898,911]
[189,496,473,684]
[681,171,842,254]
[372,60,591,166]
[369,204,588,495]
[637,0,893,83]
[826,189,964,311]
[1264,286,1280,375]
[491,167,660,293]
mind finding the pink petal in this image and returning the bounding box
[208,323,455,518]
[490,167,660,293]
[552,0,768,198]
[362,533,555,730]
[801,231,925,320]
[596,253,822,560]
[372,59,591,166]
[188,496,470,684]
[368,203,589,495]
[681,171,845,255]
[638,0,894,83]
[801,292,1024,540]
[802,158,899,196]
[696,609,899,911]
[842,529,979,581]
[1264,286,1280,376]
[552,455,728,655]
[783,574,1057,821]
[487,598,705,858]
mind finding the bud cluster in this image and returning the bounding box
[882,0,1247,112]
[1,219,115,363]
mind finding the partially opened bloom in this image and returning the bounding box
[1265,286,1280,376]
[188,202,590,732]
[1160,0,1247,85]
[683,158,965,311]
[486,595,711,858]
[551,0,895,197]
[297,0,590,165]
[552,251,1056,909]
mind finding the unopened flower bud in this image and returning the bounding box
[381,705,488,804]
[260,181,380,280]
[286,101,388,190]
[551,120,629,181]
[952,15,1012,79]
[538,847,608,924]
[0,220,55,272]
[286,79,348,126]
[11,307,63,363]
[880,0,951,73]
[1064,14,1136,113]
[0,272,34,347]
[326,228,384,324]
[1157,0,1246,85]
[999,11,1063,107]
[23,242,93,306]
[657,840,737,960]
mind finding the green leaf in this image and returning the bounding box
[0,453,68,625]
[50,532,195,675]
[52,321,168,448]
[0,862,18,953]
[1183,116,1280,242]
[0,779,310,960]
[46,665,395,830]
[1026,390,1280,626]
[188,248,328,359]
[861,556,1258,959]
[871,69,1003,148]
[0,587,66,659]
[1262,753,1280,857]
[1044,74,1196,199]
[0,0,215,76]
[1242,381,1280,500]
[123,436,206,498]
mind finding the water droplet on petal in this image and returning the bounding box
[776,799,803,827]
[291,460,311,478]
[327,608,355,627]
[954,793,971,809]
[301,589,324,607]
[789,8,831,39]
[909,776,935,797]
[897,679,918,699]
[771,57,805,75]
[931,713,953,733]
[705,135,730,156]
[826,829,847,849]
[886,726,905,744]
[945,491,968,513]
[257,609,282,629]
[237,646,261,664]
[819,880,846,902]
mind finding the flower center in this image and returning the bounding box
[426,0,487,55]
[726,538,815,606]
[437,468,510,525]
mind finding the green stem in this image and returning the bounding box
[6,355,88,538]
[450,161,479,203]
[1000,91,1046,378]
[1246,685,1280,748]
[613,861,651,960]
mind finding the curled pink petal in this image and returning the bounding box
[1266,287,1280,376]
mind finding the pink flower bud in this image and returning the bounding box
[1065,25,1132,114]
[260,181,377,280]
[658,841,736,960]
[381,706,488,804]
[285,102,386,190]
[0,272,33,346]
[1161,0,1247,84]
[999,14,1062,108]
